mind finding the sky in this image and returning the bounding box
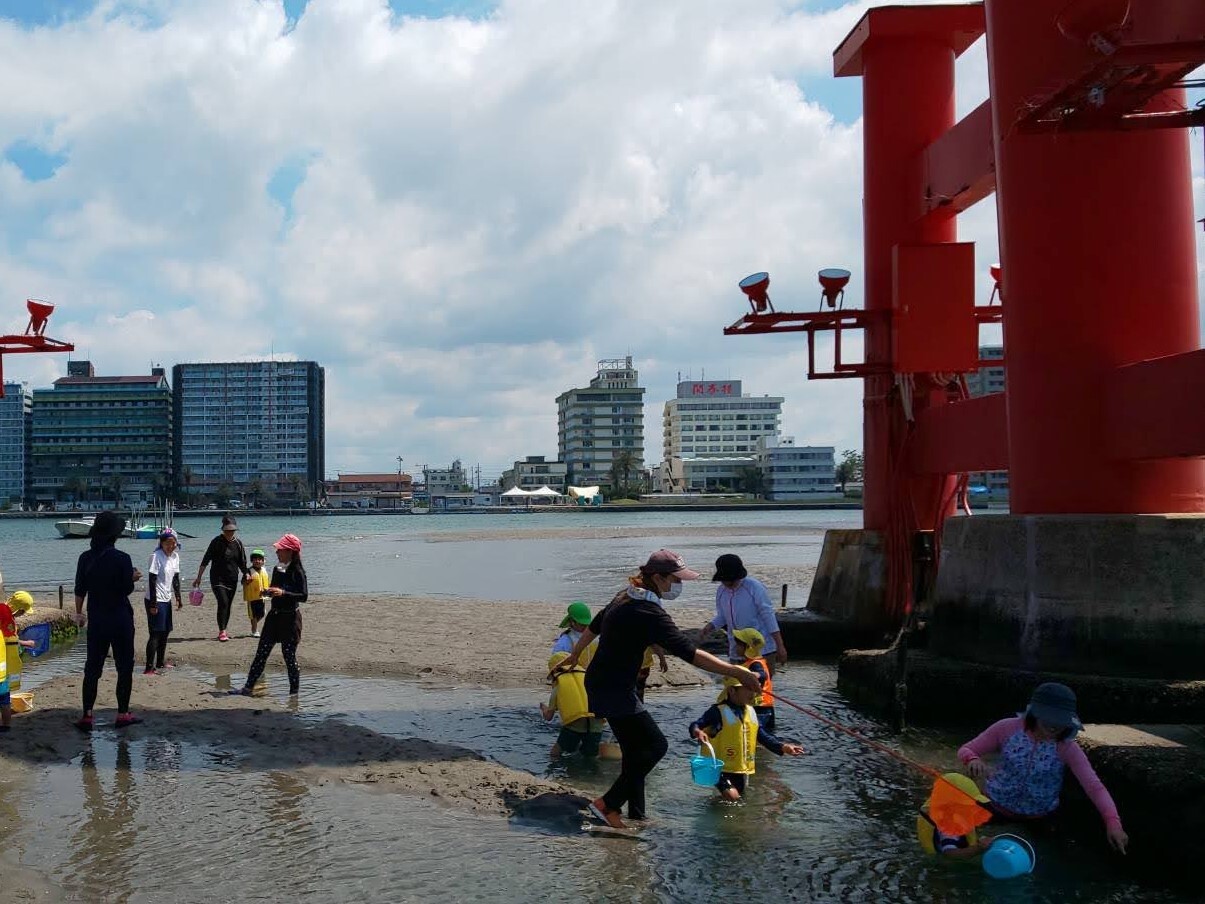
[0,0,1201,481]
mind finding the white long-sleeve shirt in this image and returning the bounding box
[709,577,780,659]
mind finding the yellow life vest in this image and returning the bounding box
[243,567,271,603]
[3,636,20,691]
[713,703,758,775]
[553,666,592,725]
[915,810,980,855]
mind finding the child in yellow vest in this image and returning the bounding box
[243,549,272,638]
[732,627,775,731]
[542,651,607,757]
[689,676,803,800]
[0,591,37,732]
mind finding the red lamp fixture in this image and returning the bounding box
[739,271,773,314]
[819,268,851,309]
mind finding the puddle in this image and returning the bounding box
[4,644,1189,902]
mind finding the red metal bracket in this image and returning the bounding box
[725,303,1004,381]
[0,299,75,396]
[1016,0,1205,133]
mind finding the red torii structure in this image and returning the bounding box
[727,0,1205,628]
[0,299,74,396]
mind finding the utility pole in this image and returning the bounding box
[402,455,412,513]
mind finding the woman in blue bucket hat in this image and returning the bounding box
[958,682,1129,854]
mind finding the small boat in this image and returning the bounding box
[55,517,94,539]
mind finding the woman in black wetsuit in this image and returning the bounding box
[558,549,759,830]
[232,534,308,696]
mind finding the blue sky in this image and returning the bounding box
[0,1,1200,479]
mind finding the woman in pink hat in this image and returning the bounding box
[557,549,760,830]
[231,534,307,696]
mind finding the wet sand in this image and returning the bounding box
[1,671,573,816]
[154,594,732,688]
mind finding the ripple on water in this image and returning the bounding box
[9,652,1192,903]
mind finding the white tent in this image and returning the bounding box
[529,486,562,496]
[500,487,532,497]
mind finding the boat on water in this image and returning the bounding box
[54,517,94,539]
[53,501,194,539]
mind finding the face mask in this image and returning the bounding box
[662,582,683,600]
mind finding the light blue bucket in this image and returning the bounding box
[982,834,1035,880]
[690,738,723,787]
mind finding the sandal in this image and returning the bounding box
[114,713,143,728]
[74,715,94,733]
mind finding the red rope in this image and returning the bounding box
[762,688,990,816]
[764,688,940,780]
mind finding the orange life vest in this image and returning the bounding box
[743,656,773,707]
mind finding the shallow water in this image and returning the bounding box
[0,509,858,601]
[8,644,1187,903]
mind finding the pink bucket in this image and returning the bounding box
[188,588,204,606]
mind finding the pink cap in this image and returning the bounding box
[273,533,303,552]
[639,549,701,580]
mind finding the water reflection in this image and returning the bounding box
[70,741,136,902]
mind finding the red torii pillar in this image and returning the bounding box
[986,0,1205,513]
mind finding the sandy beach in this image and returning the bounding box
[124,594,724,687]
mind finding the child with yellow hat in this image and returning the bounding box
[689,675,804,800]
[0,591,37,732]
[916,772,993,858]
[732,627,776,732]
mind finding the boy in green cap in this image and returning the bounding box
[243,549,271,637]
[552,601,593,656]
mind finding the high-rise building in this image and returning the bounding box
[659,379,783,493]
[173,361,325,503]
[0,382,32,507]
[966,345,1009,501]
[30,362,172,507]
[556,357,645,490]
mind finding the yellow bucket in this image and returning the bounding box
[10,691,33,714]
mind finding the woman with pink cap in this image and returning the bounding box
[557,549,760,830]
[231,533,308,696]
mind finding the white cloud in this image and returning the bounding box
[0,0,1199,480]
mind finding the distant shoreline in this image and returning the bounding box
[0,501,864,519]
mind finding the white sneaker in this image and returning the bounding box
[251,631,260,638]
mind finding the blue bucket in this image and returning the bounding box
[690,739,724,787]
[18,623,51,658]
[982,834,1035,880]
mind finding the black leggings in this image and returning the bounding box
[83,612,135,715]
[145,632,168,669]
[602,710,668,820]
[212,582,236,632]
[243,634,300,692]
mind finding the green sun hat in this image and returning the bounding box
[250,548,266,559]
[560,601,592,628]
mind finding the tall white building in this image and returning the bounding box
[659,380,783,493]
[556,357,645,491]
[173,361,325,502]
[965,346,1009,501]
[0,383,31,506]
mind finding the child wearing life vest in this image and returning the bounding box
[0,591,37,732]
[732,627,775,731]
[543,651,606,757]
[689,676,803,800]
[916,772,993,859]
[244,549,271,638]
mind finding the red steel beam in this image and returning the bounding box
[833,3,985,78]
[916,99,996,223]
[909,393,1009,475]
[1106,349,1205,461]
